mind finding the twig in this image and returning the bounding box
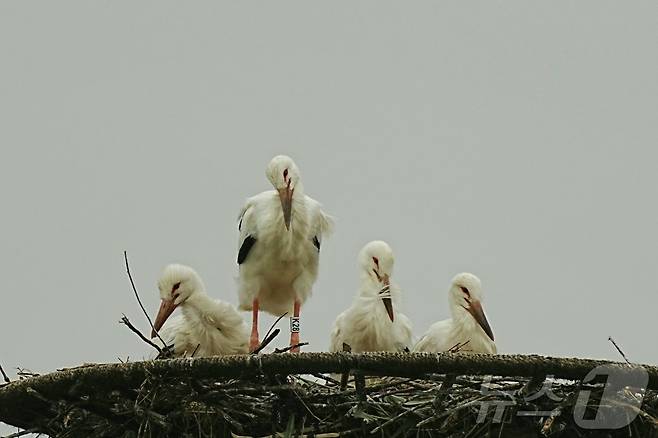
[263,312,288,345]
[448,340,470,353]
[371,400,433,433]
[354,370,366,402]
[608,336,631,364]
[274,342,309,354]
[291,386,323,423]
[249,312,287,354]
[120,314,162,353]
[1,428,39,438]
[341,343,352,390]
[310,372,342,386]
[124,250,167,348]
[15,368,39,379]
[434,373,456,405]
[0,362,10,383]
[251,328,281,355]
[190,344,201,358]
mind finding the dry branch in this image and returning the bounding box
[1,427,38,438]
[251,328,281,355]
[274,342,309,354]
[123,250,167,348]
[0,363,9,383]
[120,314,163,354]
[609,336,632,364]
[251,312,288,354]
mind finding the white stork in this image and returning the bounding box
[414,273,496,354]
[329,241,413,353]
[237,155,333,352]
[150,264,249,357]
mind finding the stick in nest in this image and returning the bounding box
[608,336,631,364]
[251,312,288,354]
[448,340,470,353]
[1,428,39,438]
[123,250,168,348]
[251,329,281,355]
[341,342,352,390]
[265,312,288,340]
[0,362,10,383]
[120,314,163,354]
[274,342,309,354]
[310,372,342,386]
[15,368,39,379]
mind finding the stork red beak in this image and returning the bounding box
[467,300,495,341]
[151,299,178,338]
[379,274,394,322]
[277,185,293,230]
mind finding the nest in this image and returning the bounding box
[1,352,657,437]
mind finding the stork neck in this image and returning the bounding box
[292,182,305,196]
[181,289,213,314]
[449,298,469,322]
[358,274,380,292]
[291,192,308,214]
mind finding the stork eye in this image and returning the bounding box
[460,286,470,296]
[283,169,289,179]
[372,257,379,267]
[172,282,181,292]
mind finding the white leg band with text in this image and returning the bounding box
[290,317,300,333]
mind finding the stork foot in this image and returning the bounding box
[249,335,260,353]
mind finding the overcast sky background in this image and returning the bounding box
[1,1,657,433]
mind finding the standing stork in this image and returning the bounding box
[329,241,413,353]
[414,273,496,354]
[150,264,249,357]
[237,155,333,352]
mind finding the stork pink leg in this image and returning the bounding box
[289,300,301,353]
[249,298,260,353]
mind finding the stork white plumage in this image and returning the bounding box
[414,273,496,354]
[150,264,249,357]
[329,241,413,353]
[237,155,333,352]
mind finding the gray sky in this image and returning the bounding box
[1,1,657,433]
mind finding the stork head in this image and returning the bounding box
[151,264,203,338]
[266,155,301,230]
[358,240,395,322]
[449,273,494,342]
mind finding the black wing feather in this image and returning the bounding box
[312,236,320,251]
[237,235,257,264]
